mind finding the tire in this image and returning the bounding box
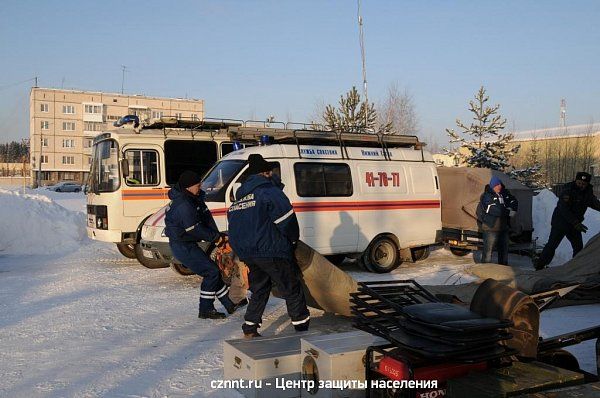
[411,246,430,262]
[170,262,195,276]
[134,244,170,269]
[324,254,346,265]
[362,236,401,273]
[116,243,137,259]
[74,188,81,192]
[55,188,61,192]
[450,247,471,257]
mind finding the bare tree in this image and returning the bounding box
[377,83,418,135]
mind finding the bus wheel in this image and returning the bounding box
[362,236,401,273]
[170,262,195,276]
[450,247,471,257]
[411,246,430,262]
[116,243,136,259]
[134,244,170,269]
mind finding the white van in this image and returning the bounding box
[141,131,441,273]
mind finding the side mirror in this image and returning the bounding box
[231,182,242,201]
[121,158,129,177]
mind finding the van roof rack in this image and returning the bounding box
[227,126,422,149]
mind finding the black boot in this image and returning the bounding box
[294,319,310,332]
[226,298,249,315]
[244,330,262,339]
[198,309,226,319]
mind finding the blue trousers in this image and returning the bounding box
[242,257,310,334]
[482,230,510,265]
[537,223,583,268]
[170,241,233,313]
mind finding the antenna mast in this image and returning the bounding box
[121,65,128,94]
[559,98,566,128]
[357,0,369,129]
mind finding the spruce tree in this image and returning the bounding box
[445,86,519,171]
[322,86,390,133]
[508,139,547,189]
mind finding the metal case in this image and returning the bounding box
[223,332,320,398]
[300,331,386,398]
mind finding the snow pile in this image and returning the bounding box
[0,188,87,256]
[533,189,600,266]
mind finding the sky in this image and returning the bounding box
[1,0,599,146]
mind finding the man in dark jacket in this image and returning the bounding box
[165,170,247,319]
[477,176,519,265]
[535,172,600,270]
[227,154,310,338]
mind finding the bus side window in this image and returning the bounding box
[124,149,160,186]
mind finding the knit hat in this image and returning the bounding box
[247,154,273,175]
[575,171,591,182]
[178,170,202,188]
[489,176,502,189]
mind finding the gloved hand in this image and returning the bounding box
[574,223,588,233]
[215,233,228,247]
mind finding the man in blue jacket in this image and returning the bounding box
[227,154,310,338]
[165,170,247,319]
[477,176,518,265]
[535,172,600,269]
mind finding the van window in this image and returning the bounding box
[203,160,246,202]
[294,163,353,197]
[124,149,159,186]
[165,140,217,185]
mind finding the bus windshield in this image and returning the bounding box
[90,139,120,193]
[203,160,245,202]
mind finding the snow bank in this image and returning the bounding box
[0,188,87,256]
[533,189,600,266]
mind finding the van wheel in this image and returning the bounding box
[134,244,170,269]
[362,236,401,273]
[450,247,471,257]
[170,262,195,276]
[411,246,430,262]
[324,254,346,265]
[116,243,136,259]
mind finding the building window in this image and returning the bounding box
[41,171,51,180]
[63,105,75,114]
[62,156,75,165]
[62,122,76,131]
[191,113,198,120]
[42,138,49,147]
[84,121,105,131]
[41,121,49,130]
[106,115,120,121]
[294,163,353,197]
[62,172,75,180]
[62,139,75,148]
[40,155,49,164]
[152,111,164,118]
[40,103,49,112]
[124,149,160,186]
[175,112,182,119]
[84,105,102,114]
[84,138,93,148]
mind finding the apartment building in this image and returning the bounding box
[29,87,204,185]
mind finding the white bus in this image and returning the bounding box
[86,117,243,267]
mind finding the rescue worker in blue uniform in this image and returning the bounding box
[165,170,247,319]
[477,176,518,265]
[227,154,310,338]
[535,171,600,270]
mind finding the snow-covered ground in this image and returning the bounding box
[0,189,598,397]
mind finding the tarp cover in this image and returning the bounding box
[437,167,533,235]
[426,233,600,307]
